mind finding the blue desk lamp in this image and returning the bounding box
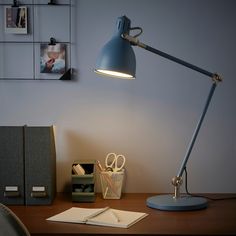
[95,16,222,211]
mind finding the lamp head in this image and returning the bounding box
[94,16,136,79]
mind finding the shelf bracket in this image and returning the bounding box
[48,37,57,45]
[48,0,56,5]
[12,0,19,7]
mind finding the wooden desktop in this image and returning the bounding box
[8,193,236,236]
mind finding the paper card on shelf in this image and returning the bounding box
[72,164,85,175]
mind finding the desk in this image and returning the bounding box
[9,193,236,236]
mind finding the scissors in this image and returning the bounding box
[105,153,126,172]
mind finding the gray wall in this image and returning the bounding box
[0,0,235,193]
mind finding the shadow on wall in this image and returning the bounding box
[57,129,164,193]
[57,129,105,192]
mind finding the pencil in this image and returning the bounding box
[110,210,120,222]
[96,160,104,171]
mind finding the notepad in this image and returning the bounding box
[46,206,148,228]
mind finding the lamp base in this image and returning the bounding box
[146,194,208,211]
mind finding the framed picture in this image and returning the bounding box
[4,6,28,34]
[40,43,66,74]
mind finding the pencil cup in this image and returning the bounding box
[99,170,125,199]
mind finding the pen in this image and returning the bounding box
[110,210,120,222]
[85,207,109,221]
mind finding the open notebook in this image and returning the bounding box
[47,206,148,228]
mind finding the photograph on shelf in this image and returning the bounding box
[40,43,66,74]
[4,6,28,34]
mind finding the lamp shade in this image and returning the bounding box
[95,16,136,79]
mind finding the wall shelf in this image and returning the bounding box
[0,0,73,81]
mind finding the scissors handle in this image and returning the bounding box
[114,154,125,172]
[105,153,126,172]
[105,153,117,171]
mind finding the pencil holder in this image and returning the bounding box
[72,160,96,202]
[99,170,125,199]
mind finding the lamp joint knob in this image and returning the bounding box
[172,176,183,199]
[212,73,223,83]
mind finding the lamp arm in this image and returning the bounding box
[172,82,218,197]
[123,33,223,197]
[176,82,217,178]
[122,34,222,82]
